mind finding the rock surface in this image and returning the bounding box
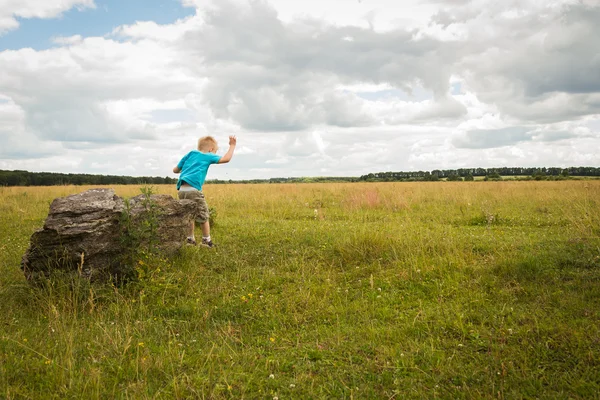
[21,188,196,282]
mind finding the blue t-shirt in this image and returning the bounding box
[176,150,221,190]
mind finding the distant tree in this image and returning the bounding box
[532,170,547,181]
[422,172,439,181]
[484,172,502,181]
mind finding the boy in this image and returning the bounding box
[173,135,236,247]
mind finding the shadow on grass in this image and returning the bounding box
[491,239,600,288]
[481,238,600,394]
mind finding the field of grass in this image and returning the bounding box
[1,181,599,399]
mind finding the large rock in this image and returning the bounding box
[21,188,197,283]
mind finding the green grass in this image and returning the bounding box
[1,182,599,399]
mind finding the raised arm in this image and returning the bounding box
[173,166,181,173]
[218,135,237,164]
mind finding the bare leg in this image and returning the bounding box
[201,221,210,237]
[189,220,195,238]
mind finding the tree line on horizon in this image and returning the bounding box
[0,170,177,187]
[0,166,599,187]
[357,166,600,182]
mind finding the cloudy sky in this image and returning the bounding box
[1,0,599,180]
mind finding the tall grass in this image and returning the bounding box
[1,181,599,398]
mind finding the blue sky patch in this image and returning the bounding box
[450,82,462,95]
[0,0,194,51]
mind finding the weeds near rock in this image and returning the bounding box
[120,186,163,283]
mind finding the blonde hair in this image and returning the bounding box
[197,136,218,152]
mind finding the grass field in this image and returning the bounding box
[1,181,599,399]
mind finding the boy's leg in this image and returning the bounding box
[198,197,215,247]
[199,221,214,247]
[184,220,196,245]
[201,221,210,237]
[189,220,196,238]
[178,190,198,244]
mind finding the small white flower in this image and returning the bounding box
[289,384,296,388]
[269,374,275,379]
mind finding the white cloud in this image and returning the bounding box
[449,1,600,122]
[111,14,200,42]
[0,95,64,159]
[51,34,83,45]
[0,0,96,34]
[179,0,463,131]
[0,35,202,148]
[1,0,600,179]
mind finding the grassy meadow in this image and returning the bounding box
[1,181,599,399]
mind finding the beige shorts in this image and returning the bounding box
[178,189,210,223]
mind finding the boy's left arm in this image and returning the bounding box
[174,153,186,173]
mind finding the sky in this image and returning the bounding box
[1,0,599,180]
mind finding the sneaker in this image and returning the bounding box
[186,237,197,246]
[200,238,216,248]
